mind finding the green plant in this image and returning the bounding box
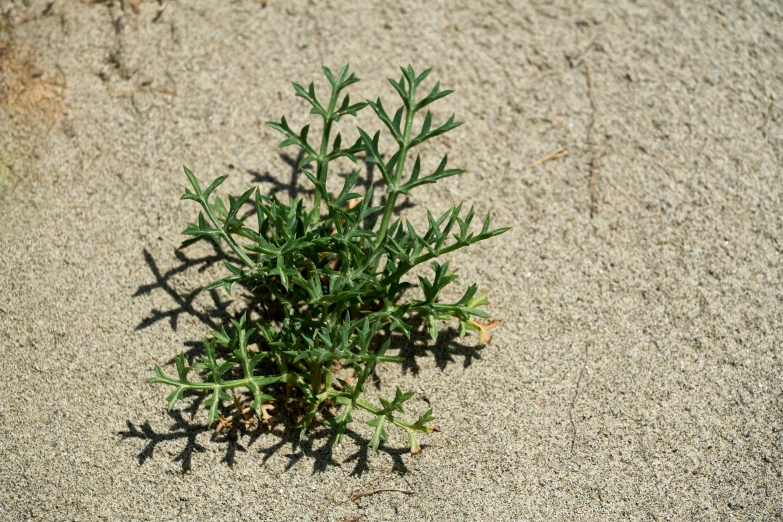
[149,65,509,454]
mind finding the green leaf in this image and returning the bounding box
[367,98,402,144]
[400,154,464,194]
[203,175,228,200]
[183,166,202,197]
[165,387,186,410]
[367,415,387,450]
[416,81,454,111]
[204,388,228,427]
[322,65,336,86]
[173,353,191,381]
[415,408,434,426]
[408,431,421,455]
[357,127,392,187]
[410,114,463,147]
[427,314,438,341]
[388,76,409,108]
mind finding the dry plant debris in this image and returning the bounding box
[339,487,415,504]
[529,148,569,168]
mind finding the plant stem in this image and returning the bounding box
[158,374,285,391]
[201,199,255,268]
[379,241,465,286]
[310,365,323,395]
[313,85,341,225]
[355,398,431,432]
[374,86,417,249]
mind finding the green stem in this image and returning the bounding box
[310,364,323,395]
[153,374,284,391]
[313,85,341,225]
[323,363,333,392]
[354,398,433,433]
[201,199,255,268]
[375,112,414,248]
[374,86,417,249]
[379,240,466,286]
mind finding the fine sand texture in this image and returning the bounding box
[1,1,782,520]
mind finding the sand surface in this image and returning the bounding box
[1,0,782,520]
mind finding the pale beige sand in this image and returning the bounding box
[1,0,782,520]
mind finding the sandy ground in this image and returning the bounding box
[1,0,782,520]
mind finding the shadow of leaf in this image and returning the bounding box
[118,408,414,475]
[118,410,207,472]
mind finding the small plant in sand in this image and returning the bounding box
[149,65,508,454]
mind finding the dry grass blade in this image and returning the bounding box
[339,488,415,504]
[529,148,569,168]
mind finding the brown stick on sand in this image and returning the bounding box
[340,488,415,504]
[530,148,569,168]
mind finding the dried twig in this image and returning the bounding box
[315,492,336,522]
[584,63,599,218]
[340,488,415,504]
[530,148,569,168]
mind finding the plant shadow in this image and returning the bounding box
[133,242,234,333]
[248,151,316,200]
[391,320,484,375]
[118,406,413,476]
